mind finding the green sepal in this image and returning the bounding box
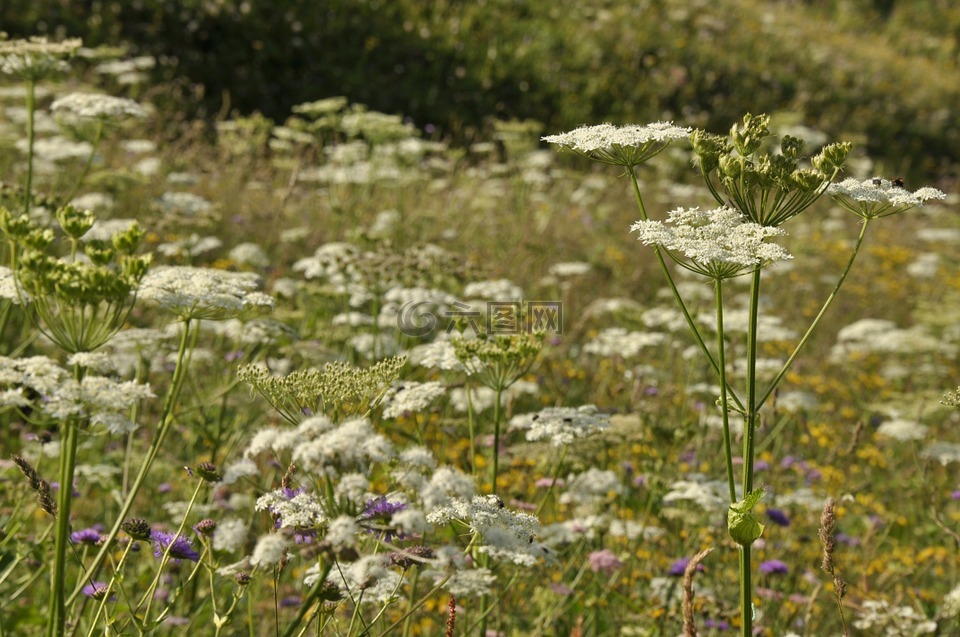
[728,487,766,546]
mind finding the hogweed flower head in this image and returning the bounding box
[631,206,792,279]
[0,36,82,80]
[50,92,146,122]
[510,404,610,446]
[238,356,404,424]
[828,177,946,219]
[452,333,542,391]
[692,113,852,226]
[543,121,691,167]
[139,266,274,321]
[2,207,150,352]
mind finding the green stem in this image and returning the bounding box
[47,364,85,637]
[739,547,753,637]
[491,384,504,494]
[714,279,737,504]
[757,218,871,410]
[24,77,36,215]
[68,319,194,605]
[628,171,744,412]
[739,265,762,637]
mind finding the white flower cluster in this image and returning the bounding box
[582,327,666,358]
[829,177,945,207]
[381,381,447,419]
[559,468,624,513]
[0,266,25,304]
[852,599,936,634]
[0,355,153,433]
[876,418,928,442]
[0,36,82,78]
[427,495,543,566]
[255,489,327,530]
[323,555,404,604]
[631,206,792,277]
[138,266,275,320]
[510,404,610,446]
[290,417,395,478]
[542,122,691,153]
[50,92,146,120]
[463,278,523,301]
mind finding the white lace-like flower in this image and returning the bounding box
[0,266,25,304]
[543,121,691,166]
[249,533,289,567]
[427,495,543,565]
[325,555,403,604]
[255,489,326,530]
[829,177,946,218]
[876,418,928,442]
[50,92,146,120]
[463,279,523,301]
[511,405,610,446]
[212,518,248,552]
[291,417,395,478]
[381,381,447,419]
[139,266,275,320]
[631,206,791,278]
[582,327,666,358]
[852,599,936,634]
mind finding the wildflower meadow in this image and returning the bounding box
[1,15,960,637]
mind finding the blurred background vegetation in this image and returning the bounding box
[4,0,959,179]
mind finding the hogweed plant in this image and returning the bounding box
[545,113,946,635]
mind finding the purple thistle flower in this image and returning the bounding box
[71,527,103,545]
[766,508,791,527]
[151,530,200,562]
[758,559,789,575]
[951,490,960,501]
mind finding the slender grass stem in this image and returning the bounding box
[757,218,871,410]
[714,279,737,504]
[68,319,194,605]
[628,171,744,412]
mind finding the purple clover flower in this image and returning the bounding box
[151,530,200,562]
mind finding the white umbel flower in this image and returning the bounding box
[829,177,946,218]
[511,405,610,446]
[543,121,691,166]
[249,533,289,567]
[631,206,791,279]
[51,92,146,120]
[139,266,275,320]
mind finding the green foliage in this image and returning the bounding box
[4,0,960,176]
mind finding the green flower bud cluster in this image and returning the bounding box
[0,204,151,352]
[692,113,852,227]
[452,333,543,391]
[238,356,406,424]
